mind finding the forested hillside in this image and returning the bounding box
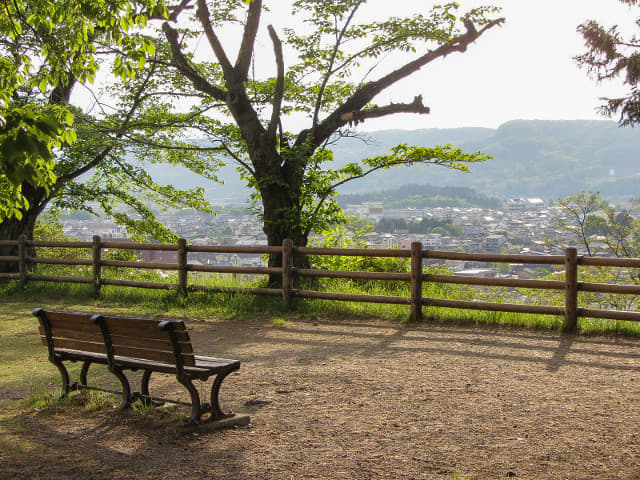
[331,120,640,200]
[146,120,640,203]
[337,184,501,209]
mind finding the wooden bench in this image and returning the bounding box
[34,308,242,424]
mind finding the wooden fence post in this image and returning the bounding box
[564,247,579,331]
[410,242,423,322]
[282,239,293,308]
[17,234,27,288]
[178,238,188,296]
[92,235,102,298]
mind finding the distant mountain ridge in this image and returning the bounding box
[145,120,640,203]
[337,184,502,209]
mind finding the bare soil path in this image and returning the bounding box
[3,316,640,479]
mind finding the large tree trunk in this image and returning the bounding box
[260,177,310,287]
[0,185,47,273]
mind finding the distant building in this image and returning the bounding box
[485,234,506,252]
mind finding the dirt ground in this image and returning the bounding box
[3,316,640,479]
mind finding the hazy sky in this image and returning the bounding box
[356,0,635,130]
[79,1,637,131]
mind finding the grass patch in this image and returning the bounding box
[269,316,289,328]
[2,271,640,352]
[130,398,155,419]
[26,386,78,413]
[83,390,115,412]
[0,301,76,399]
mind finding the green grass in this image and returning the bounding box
[0,301,75,399]
[2,270,640,339]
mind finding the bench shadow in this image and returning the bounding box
[0,409,250,480]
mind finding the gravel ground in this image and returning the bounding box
[3,316,640,479]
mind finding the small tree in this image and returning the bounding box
[555,191,604,256]
[554,190,640,310]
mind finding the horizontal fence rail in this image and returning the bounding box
[1,235,639,329]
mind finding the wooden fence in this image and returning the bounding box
[1,235,640,329]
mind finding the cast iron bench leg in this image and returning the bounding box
[210,370,236,420]
[111,367,132,410]
[178,377,202,424]
[79,360,91,388]
[51,358,71,397]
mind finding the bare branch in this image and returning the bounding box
[195,0,234,77]
[235,0,263,80]
[312,1,364,129]
[309,17,504,147]
[162,22,228,101]
[339,95,430,126]
[166,0,194,22]
[267,24,284,141]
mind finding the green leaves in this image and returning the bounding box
[577,1,640,126]
[361,143,491,172]
[0,104,81,219]
[0,107,66,185]
[281,1,502,118]
[0,0,170,220]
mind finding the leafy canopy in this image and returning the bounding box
[0,0,167,220]
[160,0,503,244]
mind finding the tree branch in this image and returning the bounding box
[56,146,114,186]
[309,17,504,147]
[57,62,156,185]
[235,0,262,80]
[267,24,284,142]
[120,133,231,152]
[166,0,194,22]
[339,95,430,126]
[312,1,364,129]
[304,161,393,237]
[195,0,234,77]
[162,22,228,101]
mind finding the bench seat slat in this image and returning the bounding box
[194,355,242,369]
[110,355,240,376]
[55,348,108,364]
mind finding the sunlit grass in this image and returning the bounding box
[2,267,640,336]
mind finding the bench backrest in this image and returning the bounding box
[35,309,195,368]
